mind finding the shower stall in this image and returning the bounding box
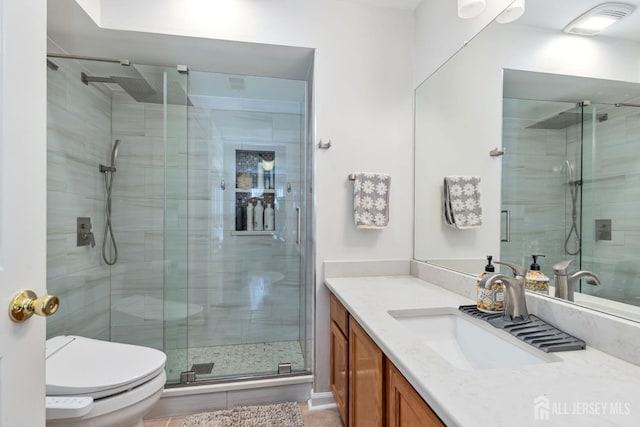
[46,53,313,386]
[501,96,640,307]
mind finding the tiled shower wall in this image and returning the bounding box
[109,90,187,351]
[186,107,305,349]
[502,99,640,307]
[501,102,573,277]
[581,105,640,305]
[110,93,305,358]
[47,59,112,340]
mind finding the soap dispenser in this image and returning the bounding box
[525,254,550,295]
[477,255,504,313]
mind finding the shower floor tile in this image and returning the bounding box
[164,340,305,382]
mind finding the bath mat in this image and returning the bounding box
[181,402,303,427]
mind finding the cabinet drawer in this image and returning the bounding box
[330,293,349,336]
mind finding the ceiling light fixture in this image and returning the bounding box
[564,2,635,36]
[496,0,525,24]
[458,0,486,19]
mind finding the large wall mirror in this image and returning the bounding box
[414,0,640,322]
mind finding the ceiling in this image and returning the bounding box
[340,0,423,10]
[48,0,315,81]
[517,0,640,42]
[501,1,640,110]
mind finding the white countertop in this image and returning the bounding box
[325,275,640,427]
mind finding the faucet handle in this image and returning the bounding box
[494,260,526,277]
[552,259,575,275]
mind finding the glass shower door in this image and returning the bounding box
[158,66,189,384]
[177,70,311,382]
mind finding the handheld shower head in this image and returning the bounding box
[111,139,121,167]
[565,160,574,183]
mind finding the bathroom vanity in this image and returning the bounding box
[330,293,443,426]
[325,260,640,427]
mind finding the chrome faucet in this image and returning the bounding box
[552,259,601,301]
[479,260,529,322]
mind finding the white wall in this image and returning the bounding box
[414,21,640,261]
[413,0,513,87]
[77,0,415,394]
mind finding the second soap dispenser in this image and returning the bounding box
[525,254,550,295]
[477,255,504,313]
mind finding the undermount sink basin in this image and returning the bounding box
[388,307,558,370]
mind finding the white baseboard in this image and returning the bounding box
[308,390,336,409]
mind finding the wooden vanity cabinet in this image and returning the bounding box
[349,317,385,427]
[387,363,445,427]
[330,294,349,424]
[329,291,444,427]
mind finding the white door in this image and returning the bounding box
[0,1,48,426]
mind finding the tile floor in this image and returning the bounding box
[164,340,306,383]
[143,403,343,427]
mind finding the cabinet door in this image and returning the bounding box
[330,293,349,336]
[349,318,384,427]
[387,363,444,427]
[330,322,349,424]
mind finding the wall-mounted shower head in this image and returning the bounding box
[81,71,191,106]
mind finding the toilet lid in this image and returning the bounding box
[46,336,166,399]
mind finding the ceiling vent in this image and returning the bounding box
[563,2,635,36]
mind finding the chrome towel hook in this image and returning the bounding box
[318,139,332,149]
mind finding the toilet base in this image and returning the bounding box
[47,371,165,427]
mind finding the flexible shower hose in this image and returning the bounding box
[564,181,581,256]
[102,170,118,265]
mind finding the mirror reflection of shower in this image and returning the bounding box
[564,159,581,256]
[100,140,121,265]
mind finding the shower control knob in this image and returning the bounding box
[8,290,60,322]
[84,232,96,248]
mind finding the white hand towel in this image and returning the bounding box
[443,176,482,229]
[353,173,390,229]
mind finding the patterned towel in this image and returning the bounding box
[353,173,390,229]
[443,176,482,229]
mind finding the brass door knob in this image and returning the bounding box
[9,290,60,322]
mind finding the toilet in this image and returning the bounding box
[45,336,166,427]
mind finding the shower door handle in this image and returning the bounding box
[296,207,301,245]
[501,209,511,242]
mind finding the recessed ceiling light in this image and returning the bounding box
[563,2,635,36]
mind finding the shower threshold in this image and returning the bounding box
[165,340,306,385]
[166,370,312,389]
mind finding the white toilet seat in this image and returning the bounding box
[46,336,166,398]
[46,336,167,426]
